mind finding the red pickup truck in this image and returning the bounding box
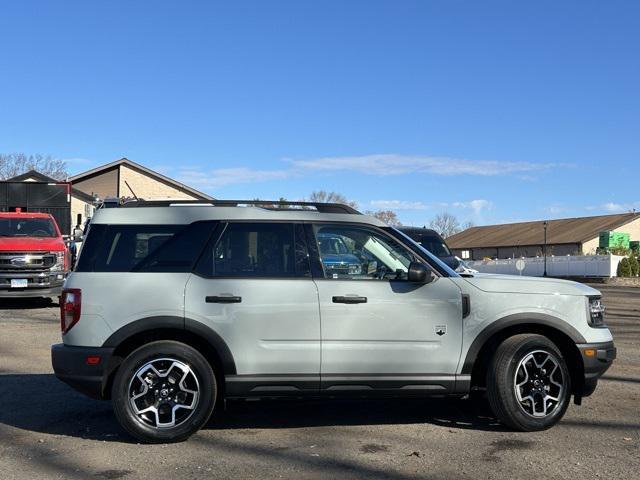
[0,210,70,299]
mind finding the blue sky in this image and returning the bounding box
[1,1,638,226]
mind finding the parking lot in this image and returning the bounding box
[0,284,638,480]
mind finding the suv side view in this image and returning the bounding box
[51,200,616,443]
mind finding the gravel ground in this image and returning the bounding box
[0,285,638,480]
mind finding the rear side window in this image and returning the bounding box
[195,222,310,278]
[75,222,215,272]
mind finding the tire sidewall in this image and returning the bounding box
[112,341,216,443]
[498,336,571,430]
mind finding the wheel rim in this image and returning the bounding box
[513,349,565,418]
[128,358,200,429]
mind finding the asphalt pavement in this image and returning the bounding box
[0,285,638,480]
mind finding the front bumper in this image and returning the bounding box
[0,271,66,298]
[576,341,616,397]
[51,343,116,400]
[0,285,63,298]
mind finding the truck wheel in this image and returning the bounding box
[112,341,216,443]
[487,334,571,431]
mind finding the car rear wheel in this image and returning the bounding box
[112,340,216,443]
[487,334,571,431]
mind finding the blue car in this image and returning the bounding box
[317,233,363,276]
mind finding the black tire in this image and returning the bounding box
[486,334,571,431]
[112,341,216,443]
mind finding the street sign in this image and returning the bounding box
[515,259,526,275]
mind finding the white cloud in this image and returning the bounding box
[369,200,430,210]
[176,167,292,188]
[62,157,93,165]
[289,154,567,177]
[452,199,493,215]
[597,201,640,213]
[167,152,566,190]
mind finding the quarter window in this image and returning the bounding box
[76,222,215,272]
[313,224,416,280]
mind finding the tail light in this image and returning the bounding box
[60,288,82,334]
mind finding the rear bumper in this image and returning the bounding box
[576,341,616,397]
[51,343,116,400]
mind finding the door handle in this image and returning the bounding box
[332,296,367,304]
[206,295,242,304]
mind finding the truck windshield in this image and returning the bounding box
[0,218,57,237]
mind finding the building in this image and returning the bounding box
[69,157,212,204]
[447,213,640,260]
[8,157,212,233]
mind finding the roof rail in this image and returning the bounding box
[121,199,361,214]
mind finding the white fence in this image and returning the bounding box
[466,255,624,278]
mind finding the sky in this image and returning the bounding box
[1,1,638,227]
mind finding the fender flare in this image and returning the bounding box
[102,315,237,375]
[461,312,587,374]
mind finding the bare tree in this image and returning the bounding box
[0,153,68,180]
[366,209,402,227]
[429,212,461,238]
[307,190,358,210]
[461,220,475,231]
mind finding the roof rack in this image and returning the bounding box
[121,199,361,215]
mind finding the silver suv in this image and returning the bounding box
[51,200,616,443]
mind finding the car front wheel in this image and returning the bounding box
[112,340,216,443]
[487,334,571,431]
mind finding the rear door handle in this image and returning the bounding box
[206,295,242,304]
[332,296,367,304]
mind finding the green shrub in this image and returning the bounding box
[629,255,640,277]
[617,257,632,277]
[609,246,632,256]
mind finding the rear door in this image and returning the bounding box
[184,222,321,396]
[308,223,463,393]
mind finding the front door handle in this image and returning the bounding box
[206,295,242,304]
[332,296,367,304]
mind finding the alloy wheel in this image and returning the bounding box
[513,349,565,418]
[128,358,200,429]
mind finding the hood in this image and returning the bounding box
[321,253,361,265]
[462,273,601,297]
[0,236,66,252]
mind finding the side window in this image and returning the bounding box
[313,224,416,280]
[195,223,310,278]
[76,222,215,272]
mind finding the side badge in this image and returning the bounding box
[435,325,447,336]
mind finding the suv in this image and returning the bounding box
[51,200,615,443]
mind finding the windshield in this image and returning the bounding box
[417,235,452,257]
[389,228,459,277]
[0,218,57,237]
[317,234,350,255]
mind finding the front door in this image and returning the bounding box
[309,223,463,393]
[185,222,320,396]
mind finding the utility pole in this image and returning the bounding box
[543,221,548,277]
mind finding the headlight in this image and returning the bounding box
[588,297,606,327]
[50,251,65,272]
[348,264,362,275]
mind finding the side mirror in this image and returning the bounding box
[407,262,433,283]
[72,227,83,242]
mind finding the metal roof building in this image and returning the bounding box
[447,213,640,260]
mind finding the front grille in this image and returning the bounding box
[0,251,56,271]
